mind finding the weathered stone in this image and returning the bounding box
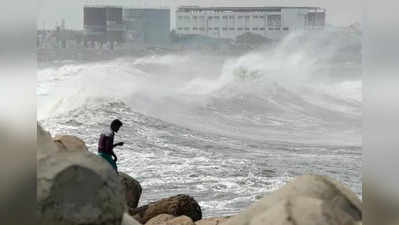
[129,194,202,224]
[195,217,230,225]
[223,175,362,225]
[122,213,143,225]
[37,124,124,225]
[54,135,88,152]
[165,216,195,225]
[249,196,356,225]
[37,123,60,160]
[120,172,142,209]
[145,214,175,225]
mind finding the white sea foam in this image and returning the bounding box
[37,30,362,217]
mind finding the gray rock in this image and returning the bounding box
[249,196,356,225]
[120,172,142,209]
[122,213,143,225]
[145,214,175,225]
[195,217,230,225]
[129,194,202,224]
[164,216,195,225]
[37,123,60,160]
[37,124,125,225]
[53,135,88,152]
[224,175,362,225]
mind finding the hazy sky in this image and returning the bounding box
[37,0,362,30]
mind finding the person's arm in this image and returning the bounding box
[113,142,124,147]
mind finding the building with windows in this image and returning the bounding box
[83,6,124,48]
[175,6,326,40]
[83,6,170,48]
[123,8,171,46]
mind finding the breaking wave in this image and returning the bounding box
[37,30,362,217]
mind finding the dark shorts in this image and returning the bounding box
[98,152,118,172]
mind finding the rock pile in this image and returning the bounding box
[37,124,125,225]
[129,194,202,224]
[37,123,362,225]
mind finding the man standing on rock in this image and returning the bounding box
[98,119,124,173]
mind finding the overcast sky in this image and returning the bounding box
[37,0,363,30]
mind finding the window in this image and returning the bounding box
[193,27,198,30]
[178,16,183,20]
[245,16,250,19]
[184,16,190,20]
[193,16,197,19]
[214,16,220,19]
[253,16,258,19]
[178,27,183,30]
[260,28,265,30]
[229,16,234,19]
[268,15,281,26]
[214,27,219,30]
[223,16,228,19]
[208,16,213,20]
[208,27,213,30]
[230,27,235,30]
[268,27,280,31]
[253,28,258,31]
[200,16,205,19]
[245,28,250,31]
[238,28,243,31]
[238,16,243,19]
[306,12,325,26]
[283,27,289,31]
[184,27,190,30]
[223,27,228,30]
[199,27,205,31]
[260,16,265,19]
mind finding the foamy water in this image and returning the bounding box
[38,31,362,217]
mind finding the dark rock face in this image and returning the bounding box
[37,124,125,225]
[120,172,142,209]
[129,194,202,224]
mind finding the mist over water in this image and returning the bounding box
[38,30,362,217]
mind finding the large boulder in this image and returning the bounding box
[120,172,142,209]
[165,216,195,225]
[122,213,143,225]
[53,135,88,152]
[249,196,356,225]
[195,217,230,225]
[37,123,60,160]
[146,215,194,225]
[145,214,175,225]
[129,194,202,224]
[37,124,125,225]
[223,175,362,225]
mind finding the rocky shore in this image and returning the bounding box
[37,123,362,225]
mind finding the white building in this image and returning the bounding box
[176,6,326,40]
